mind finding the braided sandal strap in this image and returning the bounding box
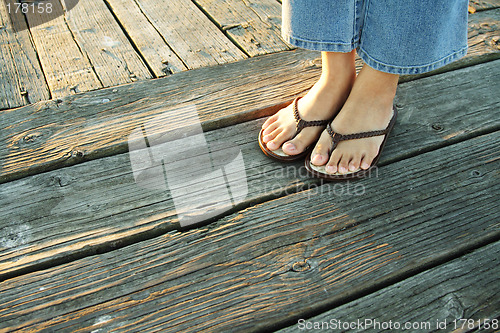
[293,98,330,133]
[326,123,389,149]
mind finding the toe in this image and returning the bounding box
[310,131,331,166]
[281,141,298,154]
[325,149,342,174]
[282,129,314,155]
[262,114,278,129]
[262,127,281,144]
[262,121,279,137]
[348,153,362,172]
[337,154,351,174]
[360,154,375,170]
[267,130,292,151]
[360,143,379,169]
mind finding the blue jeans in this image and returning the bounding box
[282,0,468,74]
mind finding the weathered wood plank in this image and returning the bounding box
[0,48,321,185]
[0,59,499,282]
[104,0,188,77]
[0,132,498,331]
[59,0,152,86]
[25,0,103,97]
[464,8,500,63]
[469,0,500,12]
[132,0,246,68]
[194,0,289,56]
[1,4,499,184]
[0,2,50,109]
[278,241,500,333]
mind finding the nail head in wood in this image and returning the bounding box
[431,124,444,131]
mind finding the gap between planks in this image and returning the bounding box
[276,241,500,333]
[0,131,498,331]
[0,59,499,281]
[0,7,499,184]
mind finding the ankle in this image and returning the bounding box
[356,66,399,98]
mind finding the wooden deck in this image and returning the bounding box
[0,0,499,332]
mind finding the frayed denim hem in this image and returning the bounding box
[357,46,469,75]
[283,34,357,53]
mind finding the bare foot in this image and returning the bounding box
[310,65,399,174]
[261,51,356,156]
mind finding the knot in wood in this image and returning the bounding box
[479,22,493,31]
[21,129,51,146]
[311,58,322,68]
[489,36,500,49]
[23,132,42,143]
[291,260,310,272]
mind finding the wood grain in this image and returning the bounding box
[25,0,103,98]
[0,132,498,331]
[131,0,246,69]
[464,8,500,63]
[1,6,499,184]
[194,0,290,56]
[0,59,498,281]
[469,0,500,11]
[0,2,50,109]
[59,0,152,86]
[0,48,322,184]
[278,241,500,332]
[103,0,188,77]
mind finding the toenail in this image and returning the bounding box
[339,166,348,174]
[283,142,296,151]
[325,165,336,174]
[312,154,325,164]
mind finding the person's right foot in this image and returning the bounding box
[261,71,355,156]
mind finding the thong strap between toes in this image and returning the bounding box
[293,98,330,133]
[326,123,389,150]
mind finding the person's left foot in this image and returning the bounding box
[309,66,398,174]
[310,103,394,174]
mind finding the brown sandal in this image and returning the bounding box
[305,106,397,180]
[259,97,330,161]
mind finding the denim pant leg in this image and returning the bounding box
[282,0,468,74]
[282,0,363,52]
[359,0,468,74]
